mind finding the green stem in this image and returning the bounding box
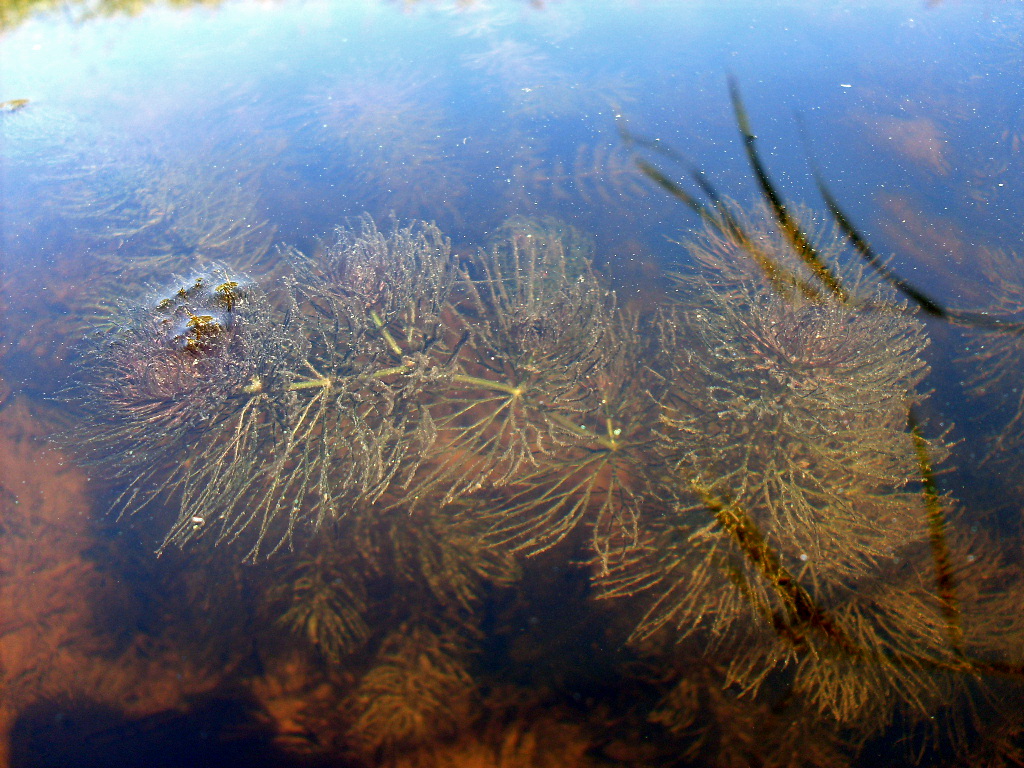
[281,359,416,394]
[450,373,620,450]
[909,408,963,656]
[548,411,619,451]
[370,309,404,357]
[288,377,332,391]
[452,372,524,397]
[374,360,417,378]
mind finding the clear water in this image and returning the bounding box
[2,1,1024,766]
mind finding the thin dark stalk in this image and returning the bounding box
[629,77,1024,335]
[908,407,964,657]
[699,480,1024,682]
[727,76,848,302]
[693,481,861,656]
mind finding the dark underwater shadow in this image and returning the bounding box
[8,694,344,768]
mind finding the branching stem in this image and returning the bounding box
[283,359,417,393]
[549,411,620,451]
[288,377,332,391]
[370,309,404,357]
[451,372,524,398]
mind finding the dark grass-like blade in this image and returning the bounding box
[728,76,848,302]
[630,144,822,300]
[812,162,1024,333]
[908,407,964,657]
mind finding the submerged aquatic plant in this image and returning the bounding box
[69,217,462,558]
[70,268,292,540]
[357,503,520,618]
[285,215,462,512]
[395,217,669,564]
[266,535,371,665]
[59,179,1024,760]
[473,305,670,569]
[588,81,1024,755]
[346,624,477,758]
[69,212,668,579]
[404,218,612,504]
[593,204,958,731]
[668,267,933,581]
[647,661,853,768]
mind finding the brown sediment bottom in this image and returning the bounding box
[0,398,222,768]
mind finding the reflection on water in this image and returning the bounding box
[4,1,1024,766]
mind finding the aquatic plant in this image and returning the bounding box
[669,268,933,581]
[403,218,610,506]
[73,205,942,590]
[1,109,276,398]
[286,215,462,511]
[473,305,670,569]
[397,217,667,564]
[598,281,951,731]
[57,178,1024,763]
[266,535,370,665]
[264,500,518,667]
[70,267,295,551]
[590,81,1024,756]
[669,202,849,297]
[69,217,469,557]
[357,504,520,618]
[648,661,854,768]
[346,624,477,759]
